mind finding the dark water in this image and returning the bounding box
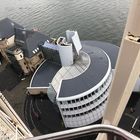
[0,0,131,46]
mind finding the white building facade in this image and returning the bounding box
[56,50,112,128]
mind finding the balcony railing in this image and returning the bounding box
[26,124,140,140]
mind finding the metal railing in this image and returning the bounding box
[26,124,140,140]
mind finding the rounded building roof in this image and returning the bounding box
[30,41,119,98]
[58,45,110,98]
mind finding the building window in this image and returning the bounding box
[76,99,79,102]
[72,100,75,103]
[84,96,87,99]
[89,110,92,113]
[68,101,71,104]
[84,112,87,115]
[81,97,84,101]
[83,104,86,108]
[90,101,93,105]
[70,108,73,111]
[72,115,76,117]
[74,107,77,110]
[88,94,92,97]
[80,113,83,116]
[95,89,98,93]
[78,106,82,109]
[76,114,80,117]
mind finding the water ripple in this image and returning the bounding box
[0,0,131,45]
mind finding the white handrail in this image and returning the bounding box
[25,124,140,140]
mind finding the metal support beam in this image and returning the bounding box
[0,92,33,138]
[25,124,139,140]
[97,0,140,139]
[102,0,140,126]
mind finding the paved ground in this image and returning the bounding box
[0,63,21,91]
[119,92,140,137]
[0,61,33,132]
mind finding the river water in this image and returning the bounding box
[0,0,131,46]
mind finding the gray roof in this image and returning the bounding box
[15,28,51,58]
[0,18,23,39]
[0,18,51,58]
[30,41,119,97]
[30,61,61,87]
[59,45,109,97]
[23,31,50,58]
[81,41,119,69]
